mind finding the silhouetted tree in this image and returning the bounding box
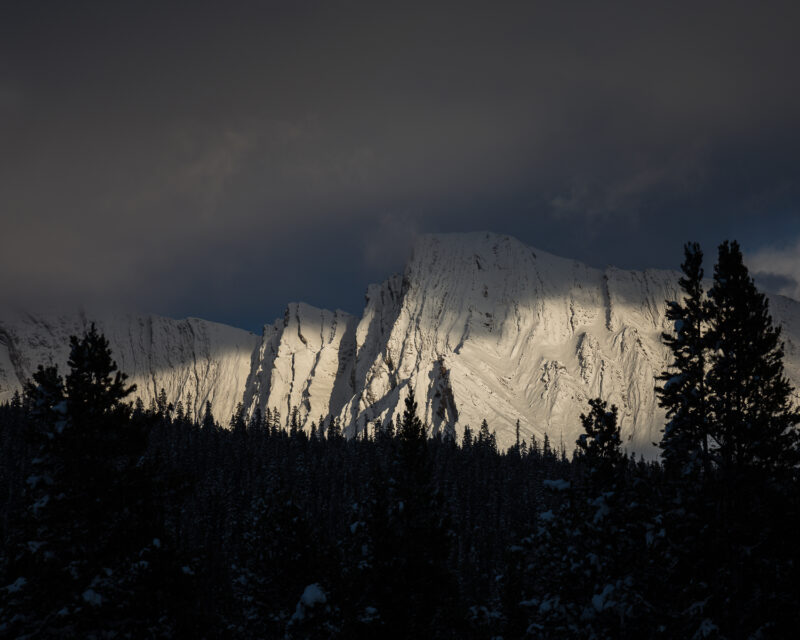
[372,386,459,638]
[576,398,622,489]
[202,400,216,430]
[657,242,709,477]
[3,326,197,636]
[706,240,800,473]
[522,398,651,638]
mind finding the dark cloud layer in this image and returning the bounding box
[2,1,799,330]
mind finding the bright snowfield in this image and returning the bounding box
[2,232,799,455]
[0,310,259,425]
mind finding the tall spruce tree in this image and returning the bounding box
[202,400,216,430]
[576,398,622,488]
[398,386,426,446]
[64,323,136,424]
[4,326,190,636]
[652,241,800,637]
[375,386,458,637]
[521,398,649,637]
[705,240,800,472]
[657,242,709,476]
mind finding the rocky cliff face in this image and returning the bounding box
[336,233,687,450]
[241,302,358,427]
[0,310,258,424]
[2,232,798,453]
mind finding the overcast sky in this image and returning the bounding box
[2,1,799,331]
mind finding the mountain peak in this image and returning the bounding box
[2,232,798,453]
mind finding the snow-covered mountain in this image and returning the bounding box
[241,303,358,428]
[2,232,799,453]
[0,310,259,424]
[329,233,800,452]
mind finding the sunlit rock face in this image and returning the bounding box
[0,310,259,423]
[242,302,358,428]
[335,232,800,453]
[2,232,799,454]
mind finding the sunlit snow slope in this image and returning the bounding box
[242,302,358,427]
[2,232,798,454]
[336,233,800,452]
[0,310,259,424]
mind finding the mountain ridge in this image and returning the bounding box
[2,232,798,454]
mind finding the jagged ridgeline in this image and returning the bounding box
[2,232,799,453]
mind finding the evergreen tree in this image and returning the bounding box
[271,407,282,435]
[542,432,553,459]
[461,424,473,450]
[576,398,622,486]
[4,326,190,636]
[705,240,800,472]
[230,402,246,434]
[476,418,497,453]
[373,386,458,637]
[657,242,709,476]
[529,432,540,458]
[185,391,193,421]
[64,323,136,423]
[521,398,651,637]
[157,387,169,416]
[399,386,421,434]
[174,400,185,421]
[202,400,216,430]
[655,245,718,633]
[23,364,66,432]
[654,240,800,637]
[327,416,342,441]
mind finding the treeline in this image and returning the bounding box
[1,240,799,639]
[2,351,572,639]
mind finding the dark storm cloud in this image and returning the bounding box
[2,1,799,330]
